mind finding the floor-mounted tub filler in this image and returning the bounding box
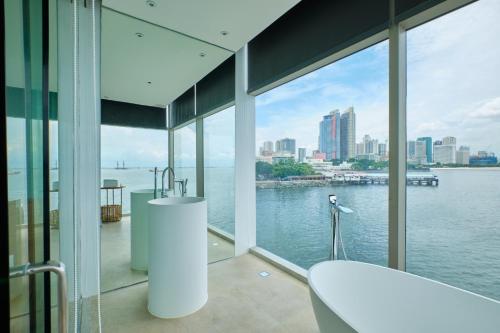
[308,260,500,333]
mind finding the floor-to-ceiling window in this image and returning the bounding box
[255,40,389,269]
[100,125,168,214]
[406,0,500,301]
[203,106,235,262]
[100,125,168,292]
[174,122,197,197]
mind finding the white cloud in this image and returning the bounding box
[470,97,500,120]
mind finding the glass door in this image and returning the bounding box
[3,0,52,331]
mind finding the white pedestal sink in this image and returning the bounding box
[130,189,160,271]
[147,197,207,318]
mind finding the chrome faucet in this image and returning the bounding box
[175,178,188,197]
[161,166,176,198]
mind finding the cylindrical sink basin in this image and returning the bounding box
[147,197,207,318]
[130,189,160,271]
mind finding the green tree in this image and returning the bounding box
[256,161,273,179]
[271,160,315,179]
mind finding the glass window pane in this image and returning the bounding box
[204,106,235,262]
[101,125,168,214]
[406,0,500,301]
[256,41,389,269]
[174,122,197,197]
[100,125,168,292]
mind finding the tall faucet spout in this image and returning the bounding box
[161,166,176,198]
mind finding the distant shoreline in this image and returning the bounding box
[430,167,500,170]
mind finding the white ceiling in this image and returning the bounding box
[101,0,301,107]
[101,8,232,107]
[102,0,300,52]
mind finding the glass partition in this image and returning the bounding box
[406,0,500,301]
[204,106,235,262]
[100,125,168,292]
[255,41,389,269]
[174,122,197,197]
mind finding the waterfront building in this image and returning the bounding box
[319,110,341,160]
[434,144,456,164]
[340,107,356,161]
[275,138,296,155]
[298,148,307,162]
[378,142,388,158]
[456,146,470,165]
[356,143,365,156]
[272,154,294,164]
[417,137,433,163]
[363,135,372,154]
[259,141,274,156]
[407,140,416,159]
[256,155,273,164]
[469,154,498,166]
[414,140,428,164]
[478,150,488,158]
[442,136,457,145]
[312,150,327,160]
[356,154,380,161]
[263,141,274,153]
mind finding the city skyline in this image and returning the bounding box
[259,127,495,165]
[256,1,500,160]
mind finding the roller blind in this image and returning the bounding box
[101,99,166,129]
[170,87,195,128]
[248,0,390,94]
[196,55,235,116]
[394,0,446,22]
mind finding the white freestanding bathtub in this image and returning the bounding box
[308,260,500,333]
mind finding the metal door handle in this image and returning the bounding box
[10,260,68,333]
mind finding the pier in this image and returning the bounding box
[330,173,439,186]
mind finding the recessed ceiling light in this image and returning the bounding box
[146,0,156,7]
[135,32,144,38]
[220,31,229,36]
[199,52,206,58]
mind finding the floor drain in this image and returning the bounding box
[258,271,270,277]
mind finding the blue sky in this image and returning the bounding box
[256,40,389,154]
[256,0,500,157]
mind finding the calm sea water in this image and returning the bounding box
[256,168,500,301]
[8,167,500,301]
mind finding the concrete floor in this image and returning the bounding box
[102,254,319,333]
[101,216,235,292]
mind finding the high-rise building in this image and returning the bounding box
[260,141,274,156]
[456,146,470,165]
[263,141,273,153]
[356,143,365,156]
[378,143,387,158]
[275,138,296,155]
[415,140,427,164]
[433,136,456,164]
[319,110,341,160]
[298,148,306,163]
[340,107,356,161]
[363,135,372,154]
[434,145,456,164]
[442,136,457,145]
[407,140,416,159]
[417,137,432,163]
